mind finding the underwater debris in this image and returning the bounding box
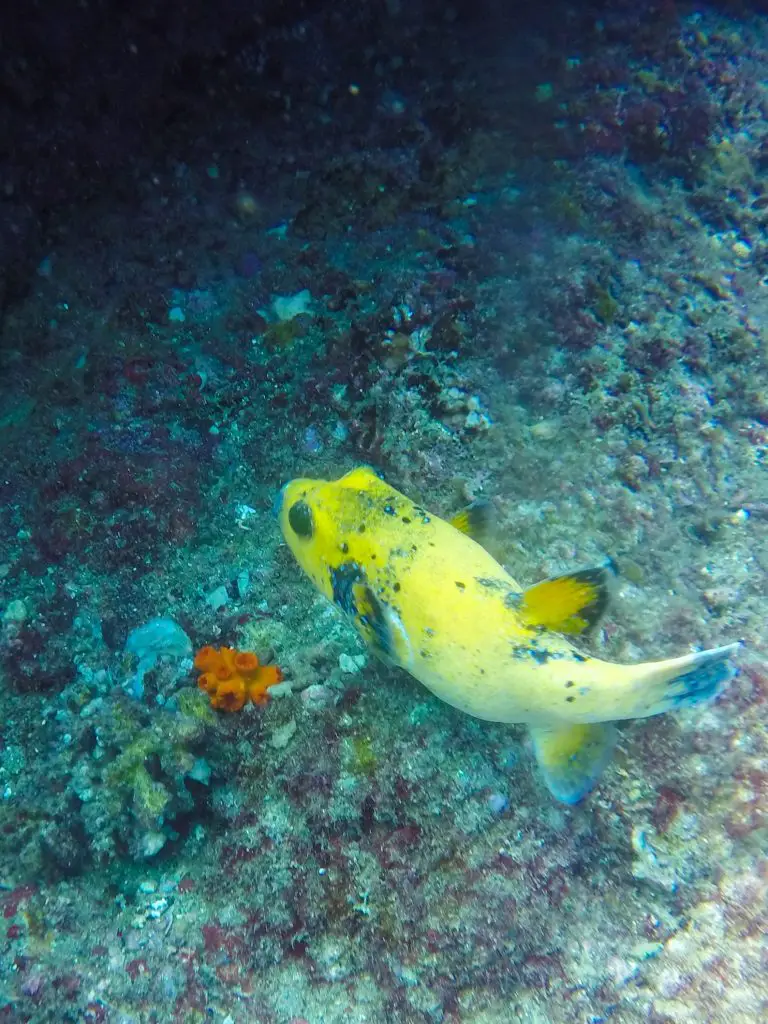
[124,618,193,700]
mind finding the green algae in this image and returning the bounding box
[350,733,378,777]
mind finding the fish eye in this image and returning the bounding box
[288,500,314,538]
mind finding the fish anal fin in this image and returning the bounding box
[519,564,614,635]
[530,722,618,804]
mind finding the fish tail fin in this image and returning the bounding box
[631,641,742,718]
[530,642,741,804]
[530,722,618,804]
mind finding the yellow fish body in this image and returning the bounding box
[276,466,740,803]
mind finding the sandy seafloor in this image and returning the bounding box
[0,1,766,1021]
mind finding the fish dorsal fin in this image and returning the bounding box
[450,500,491,547]
[339,465,386,491]
[519,563,614,635]
[530,722,618,804]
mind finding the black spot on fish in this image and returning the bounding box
[476,577,509,593]
[565,680,575,688]
[339,542,349,554]
[455,581,466,591]
[358,524,366,533]
[402,516,411,524]
[393,582,401,592]
[529,648,551,664]
[566,696,576,703]
[513,644,552,664]
[419,649,430,658]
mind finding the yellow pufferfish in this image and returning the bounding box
[275,466,740,804]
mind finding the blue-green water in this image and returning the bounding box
[0,1,765,1021]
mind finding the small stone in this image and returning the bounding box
[631,941,664,960]
[530,419,558,440]
[147,897,169,919]
[272,289,312,322]
[703,585,738,613]
[21,973,45,997]
[270,718,297,749]
[300,684,339,710]
[339,652,367,674]
[487,792,509,815]
[80,697,104,719]
[236,570,250,599]
[188,758,211,785]
[234,503,257,527]
[2,599,27,624]
[205,585,229,611]
[732,240,751,260]
[266,681,293,699]
[137,831,167,859]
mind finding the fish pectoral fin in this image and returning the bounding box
[352,583,395,661]
[519,563,614,635]
[450,500,491,547]
[530,722,617,804]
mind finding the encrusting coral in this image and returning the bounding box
[194,645,282,711]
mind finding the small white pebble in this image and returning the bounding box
[2,600,28,624]
[267,681,293,699]
[236,570,250,599]
[147,897,169,919]
[732,240,751,260]
[205,585,229,611]
[234,503,257,528]
[270,718,297,750]
[301,684,339,710]
[530,419,559,441]
[339,652,367,674]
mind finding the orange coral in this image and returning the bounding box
[193,645,282,712]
